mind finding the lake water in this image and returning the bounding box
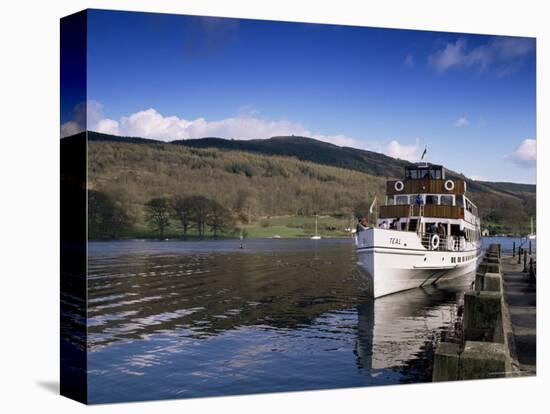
[82,237,514,404]
[481,236,536,255]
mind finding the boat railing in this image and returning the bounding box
[420,233,466,252]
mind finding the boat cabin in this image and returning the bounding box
[405,163,446,180]
[377,162,480,247]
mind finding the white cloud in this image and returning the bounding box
[454,117,469,127]
[62,101,423,162]
[60,100,114,138]
[60,121,82,138]
[60,101,87,137]
[384,139,421,162]
[429,37,534,75]
[508,138,536,167]
[62,100,362,148]
[404,54,415,66]
[469,175,483,181]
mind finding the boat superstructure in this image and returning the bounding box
[355,163,481,298]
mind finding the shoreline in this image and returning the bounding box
[88,235,355,242]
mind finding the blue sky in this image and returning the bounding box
[61,9,537,183]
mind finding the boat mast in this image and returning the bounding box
[315,214,318,236]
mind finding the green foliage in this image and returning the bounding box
[88,190,134,239]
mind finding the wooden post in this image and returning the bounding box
[513,242,516,257]
[518,248,522,264]
[529,240,532,255]
[523,251,528,272]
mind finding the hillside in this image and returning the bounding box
[83,131,535,236]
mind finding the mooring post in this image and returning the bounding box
[513,242,516,257]
[523,251,528,272]
[518,248,522,264]
[529,257,534,278]
[529,240,532,255]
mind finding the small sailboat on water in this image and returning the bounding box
[528,216,536,240]
[311,214,322,240]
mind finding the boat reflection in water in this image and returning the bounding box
[81,239,472,403]
[354,281,467,376]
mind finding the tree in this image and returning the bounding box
[144,197,171,238]
[88,190,133,239]
[206,200,234,237]
[172,195,194,239]
[187,195,210,237]
[235,189,261,223]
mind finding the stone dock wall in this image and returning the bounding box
[432,244,519,381]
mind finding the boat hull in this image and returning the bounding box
[356,228,479,298]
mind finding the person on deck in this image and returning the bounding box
[438,223,447,238]
[356,217,368,233]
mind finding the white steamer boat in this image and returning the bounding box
[355,163,481,298]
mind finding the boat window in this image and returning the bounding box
[395,195,409,205]
[440,195,453,206]
[407,169,418,179]
[456,195,464,208]
[387,196,395,205]
[426,195,439,205]
[430,169,442,179]
[411,194,424,205]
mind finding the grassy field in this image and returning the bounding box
[101,214,354,240]
[243,215,353,238]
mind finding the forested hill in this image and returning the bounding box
[174,136,411,178]
[83,131,535,235]
[88,131,410,177]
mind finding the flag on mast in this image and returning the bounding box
[421,145,427,161]
[369,195,377,214]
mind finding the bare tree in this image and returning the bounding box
[172,195,194,239]
[144,197,171,238]
[206,200,234,237]
[188,196,210,237]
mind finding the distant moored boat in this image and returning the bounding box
[311,214,322,240]
[528,216,536,240]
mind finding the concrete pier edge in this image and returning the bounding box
[433,243,532,381]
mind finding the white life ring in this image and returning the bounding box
[431,234,440,250]
[444,179,455,191]
[394,180,404,192]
